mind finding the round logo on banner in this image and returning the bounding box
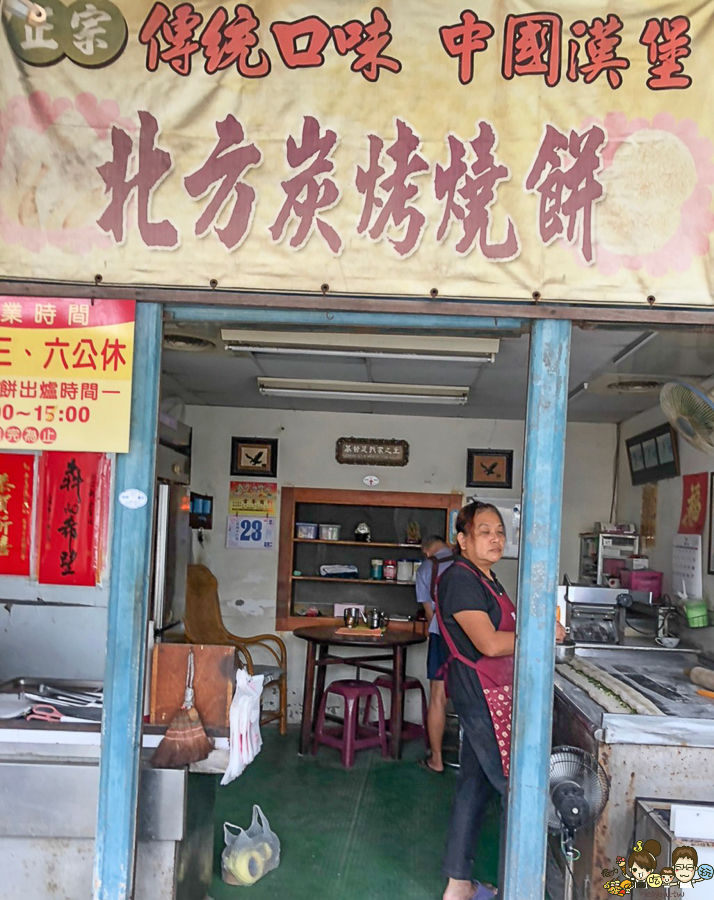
[363,475,380,487]
[119,489,148,509]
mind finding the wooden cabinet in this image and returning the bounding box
[277,487,462,631]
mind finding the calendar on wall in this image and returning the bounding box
[672,533,703,598]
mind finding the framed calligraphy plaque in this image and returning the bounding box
[335,438,409,467]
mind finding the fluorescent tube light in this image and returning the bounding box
[257,378,469,405]
[222,329,498,361]
[228,345,493,363]
[260,388,468,405]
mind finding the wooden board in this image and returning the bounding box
[149,643,236,728]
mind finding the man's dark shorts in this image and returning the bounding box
[427,632,447,681]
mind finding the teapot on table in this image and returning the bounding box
[366,607,389,630]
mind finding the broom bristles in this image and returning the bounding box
[151,705,214,768]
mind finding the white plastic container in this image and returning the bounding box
[319,524,341,541]
[295,522,318,539]
[397,559,412,582]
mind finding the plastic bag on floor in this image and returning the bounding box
[221,805,281,886]
[221,668,264,786]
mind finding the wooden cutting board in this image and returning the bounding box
[149,643,236,728]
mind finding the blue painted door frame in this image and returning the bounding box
[504,319,572,900]
[92,304,572,900]
[93,302,162,900]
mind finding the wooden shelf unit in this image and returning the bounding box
[277,487,462,631]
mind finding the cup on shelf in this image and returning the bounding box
[655,636,680,648]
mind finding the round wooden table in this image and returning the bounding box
[294,624,427,759]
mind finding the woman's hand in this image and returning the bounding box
[556,621,567,643]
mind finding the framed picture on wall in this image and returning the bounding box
[625,424,679,486]
[230,437,278,478]
[466,449,513,489]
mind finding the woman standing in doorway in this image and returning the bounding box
[435,501,564,900]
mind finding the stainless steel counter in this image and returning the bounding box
[551,644,714,899]
[554,645,714,747]
[0,685,223,900]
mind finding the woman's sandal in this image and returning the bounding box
[469,882,497,900]
[418,757,445,774]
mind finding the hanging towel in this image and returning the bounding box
[221,668,265,786]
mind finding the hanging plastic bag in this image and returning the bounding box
[221,805,281,886]
[221,668,264,786]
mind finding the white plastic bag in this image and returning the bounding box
[221,805,280,886]
[221,668,264,786]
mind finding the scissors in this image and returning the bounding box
[27,704,63,722]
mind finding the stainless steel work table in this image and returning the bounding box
[551,644,714,899]
[0,717,226,900]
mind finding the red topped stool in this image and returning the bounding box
[312,679,388,768]
[363,675,428,746]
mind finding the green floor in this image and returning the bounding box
[210,726,501,900]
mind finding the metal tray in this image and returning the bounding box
[0,678,103,721]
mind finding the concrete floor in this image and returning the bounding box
[209,725,501,900]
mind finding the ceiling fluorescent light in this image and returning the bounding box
[257,378,469,405]
[223,329,498,361]
[229,345,493,363]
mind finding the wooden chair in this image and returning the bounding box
[184,564,288,735]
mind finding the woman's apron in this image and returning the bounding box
[434,560,516,778]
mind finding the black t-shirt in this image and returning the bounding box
[437,556,506,715]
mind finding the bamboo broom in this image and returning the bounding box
[151,649,213,768]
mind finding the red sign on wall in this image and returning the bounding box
[679,472,708,534]
[0,453,34,576]
[38,452,111,586]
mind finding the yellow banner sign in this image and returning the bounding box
[1,3,713,306]
[0,298,135,452]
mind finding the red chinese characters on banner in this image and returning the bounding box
[502,13,563,87]
[97,111,178,249]
[269,116,342,253]
[38,452,111,586]
[332,8,401,82]
[0,454,33,576]
[270,15,331,68]
[200,5,271,76]
[679,472,708,534]
[525,123,606,264]
[139,1,203,76]
[640,16,692,90]
[434,123,519,259]
[439,11,494,86]
[184,115,262,250]
[356,118,429,258]
[567,15,630,89]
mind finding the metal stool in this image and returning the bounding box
[362,674,429,746]
[312,679,388,768]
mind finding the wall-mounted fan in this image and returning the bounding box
[660,379,714,454]
[549,746,610,900]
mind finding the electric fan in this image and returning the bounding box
[660,379,714,454]
[548,746,610,900]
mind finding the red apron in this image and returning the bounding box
[435,560,516,778]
